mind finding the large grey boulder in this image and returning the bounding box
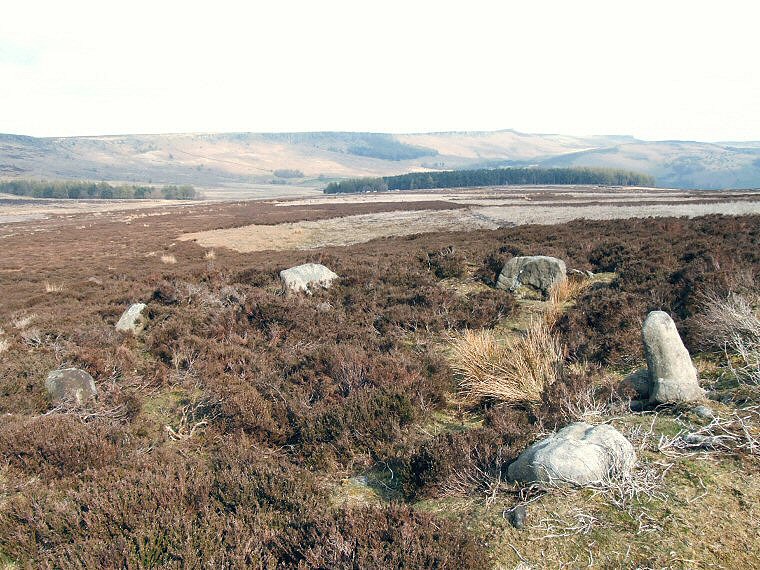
[45,368,97,404]
[508,422,635,486]
[497,256,566,298]
[642,311,704,404]
[280,263,338,293]
[115,303,147,334]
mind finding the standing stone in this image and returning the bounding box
[280,263,339,293]
[507,422,635,486]
[642,311,704,404]
[115,303,148,334]
[45,368,97,404]
[497,256,566,298]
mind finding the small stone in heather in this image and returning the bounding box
[45,368,97,404]
[496,255,567,299]
[693,405,715,420]
[508,505,527,529]
[280,263,339,293]
[115,303,148,334]
[621,368,650,399]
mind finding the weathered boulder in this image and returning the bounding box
[45,368,97,404]
[507,422,635,486]
[280,263,338,293]
[115,303,147,334]
[642,311,704,404]
[497,256,566,298]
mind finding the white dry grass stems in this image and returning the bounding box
[657,406,759,456]
[693,291,760,384]
[450,321,564,406]
[44,281,65,293]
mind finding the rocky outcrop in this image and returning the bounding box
[497,256,566,298]
[45,368,97,404]
[115,303,148,334]
[642,311,704,404]
[508,422,635,486]
[280,263,339,293]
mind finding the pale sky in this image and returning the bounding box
[1,0,759,141]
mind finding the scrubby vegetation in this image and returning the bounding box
[0,179,197,200]
[0,202,758,567]
[323,166,655,193]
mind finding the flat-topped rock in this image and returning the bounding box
[508,422,635,486]
[642,311,704,404]
[115,303,147,334]
[280,263,339,293]
[45,368,97,405]
[497,255,566,298]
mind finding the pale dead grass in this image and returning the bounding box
[160,254,177,265]
[43,281,65,293]
[544,277,591,327]
[450,321,564,406]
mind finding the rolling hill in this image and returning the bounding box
[1,130,759,190]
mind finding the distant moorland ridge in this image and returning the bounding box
[1,130,759,189]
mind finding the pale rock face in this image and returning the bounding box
[115,303,148,334]
[45,368,97,404]
[497,256,566,298]
[642,311,704,404]
[507,422,636,486]
[280,263,339,293]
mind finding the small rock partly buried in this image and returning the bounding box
[45,368,97,404]
[280,263,339,293]
[115,302,148,334]
[693,405,715,420]
[621,368,650,399]
[507,504,527,529]
[642,311,705,404]
[508,422,635,486]
[496,255,566,299]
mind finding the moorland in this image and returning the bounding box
[0,185,758,568]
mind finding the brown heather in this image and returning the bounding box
[0,199,758,567]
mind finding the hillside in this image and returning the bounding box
[1,130,760,190]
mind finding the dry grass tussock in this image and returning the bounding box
[693,291,760,384]
[451,321,564,406]
[544,276,591,327]
[43,281,65,293]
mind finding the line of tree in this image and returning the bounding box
[323,177,389,194]
[323,167,655,194]
[0,180,198,200]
